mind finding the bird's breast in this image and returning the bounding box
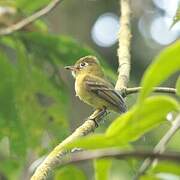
[75,75,88,97]
[75,75,95,105]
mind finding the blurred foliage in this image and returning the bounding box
[94,158,112,180]
[55,165,87,180]
[0,0,179,180]
[0,0,51,14]
[150,161,180,176]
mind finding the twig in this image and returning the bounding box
[134,114,180,179]
[0,0,64,36]
[115,0,131,90]
[31,0,132,179]
[124,87,176,96]
[59,149,180,166]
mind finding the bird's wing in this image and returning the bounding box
[84,75,126,113]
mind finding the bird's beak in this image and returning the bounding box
[64,65,76,71]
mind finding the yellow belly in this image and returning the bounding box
[75,75,106,109]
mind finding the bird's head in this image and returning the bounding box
[65,56,104,78]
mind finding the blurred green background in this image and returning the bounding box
[0,0,179,179]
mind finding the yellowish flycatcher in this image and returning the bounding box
[65,56,126,114]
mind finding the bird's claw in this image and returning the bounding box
[88,108,109,128]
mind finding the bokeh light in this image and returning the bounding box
[153,0,179,17]
[138,0,180,46]
[150,15,180,45]
[166,112,173,122]
[91,13,119,47]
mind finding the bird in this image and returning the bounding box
[65,56,126,120]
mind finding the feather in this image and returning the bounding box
[85,76,126,113]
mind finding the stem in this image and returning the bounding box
[135,114,180,179]
[115,0,131,90]
[0,0,64,36]
[125,87,176,96]
[58,149,180,166]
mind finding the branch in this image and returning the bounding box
[135,114,180,179]
[31,109,106,179]
[124,87,176,96]
[31,0,132,179]
[0,0,64,36]
[58,149,180,166]
[115,0,131,90]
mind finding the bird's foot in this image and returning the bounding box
[88,118,99,128]
[88,107,108,128]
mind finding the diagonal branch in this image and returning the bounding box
[134,114,180,179]
[0,0,64,36]
[31,109,106,180]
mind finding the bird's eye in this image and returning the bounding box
[79,62,88,68]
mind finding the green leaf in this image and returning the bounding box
[138,41,180,102]
[0,157,20,180]
[16,0,51,14]
[94,158,112,180]
[151,161,180,176]
[18,32,100,65]
[0,53,26,156]
[55,165,87,180]
[140,174,160,180]
[67,134,115,150]
[14,41,69,147]
[68,96,179,150]
[17,32,115,79]
[0,38,70,178]
[176,76,180,96]
[106,96,179,143]
[0,38,69,155]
